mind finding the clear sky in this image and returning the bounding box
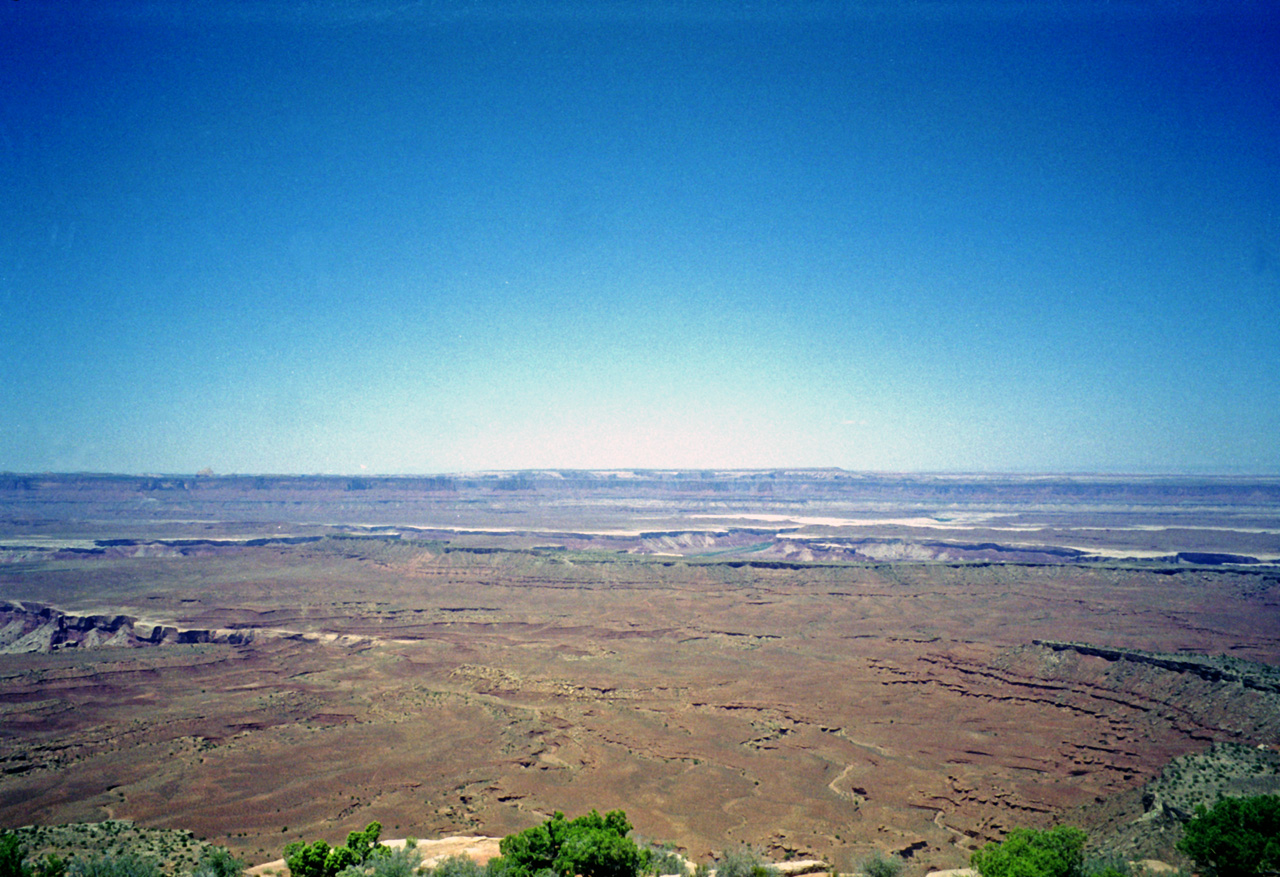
[2,1,1278,475]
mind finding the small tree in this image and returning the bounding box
[1177,795,1280,877]
[286,841,334,877]
[1,834,29,877]
[970,827,1087,877]
[345,824,389,865]
[490,810,647,877]
[556,830,645,877]
[286,823,389,877]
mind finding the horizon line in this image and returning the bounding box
[6,468,1280,480]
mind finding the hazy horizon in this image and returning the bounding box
[10,460,1280,476]
[4,1,1278,475]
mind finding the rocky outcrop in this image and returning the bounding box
[1033,640,1280,694]
[0,601,253,653]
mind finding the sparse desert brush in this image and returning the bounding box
[67,854,161,877]
[713,846,777,877]
[1082,854,1130,877]
[638,841,687,877]
[431,855,482,877]
[193,848,246,877]
[337,846,421,877]
[859,852,902,877]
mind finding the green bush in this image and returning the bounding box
[337,846,422,877]
[557,830,645,877]
[1177,795,1280,877]
[970,827,1087,877]
[488,810,648,877]
[860,852,902,877]
[286,823,389,877]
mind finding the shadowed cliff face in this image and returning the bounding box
[0,601,255,653]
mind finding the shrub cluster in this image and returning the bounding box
[971,826,1089,877]
[710,847,775,877]
[1176,795,1280,877]
[286,823,390,877]
[1,836,240,877]
[487,810,646,877]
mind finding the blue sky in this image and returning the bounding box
[2,1,1278,474]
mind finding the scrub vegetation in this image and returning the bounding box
[5,795,1280,877]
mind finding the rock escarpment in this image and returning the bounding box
[0,601,253,653]
[1034,639,1280,694]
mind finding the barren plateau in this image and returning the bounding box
[1,471,1277,873]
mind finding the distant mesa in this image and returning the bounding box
[0,600,253,654]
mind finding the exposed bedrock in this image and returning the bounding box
[1034,639,1280,693]
[0,601,253,653]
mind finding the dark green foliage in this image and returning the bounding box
[489,811,648,877]
[286,841,334,877]
[1,834,29,877]
[286,824,388,877]
[66,855,160,877]
[557,830,645,877]
[1176,795,1280,877]
[327,848,360,876]
[861,852,903,877]
[970,826,1088,877]
[344,824,388,865]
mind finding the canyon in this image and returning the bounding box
[0,472,1277,873]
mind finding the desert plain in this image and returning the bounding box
[1,471,1278,873]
